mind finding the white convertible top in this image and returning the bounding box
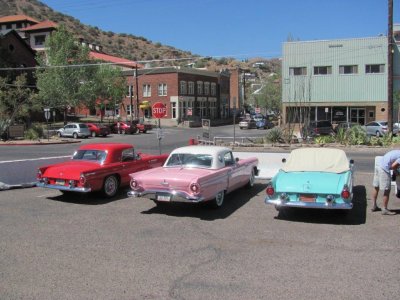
[282,148,350,173]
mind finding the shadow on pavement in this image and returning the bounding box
[46,187,130,205]
[275,185,367,225]
[140,183,267,221]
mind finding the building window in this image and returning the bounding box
[339,65,358,74]
[171,102,177,119]
[366,64,385,74]
[313,66,332,75]
[204,82,210,95]
[197,81,203,95]
[289,67,307,76]
[143,84,151,97]
[6,24,11,29]
[34,35,46,46]
[211,83,216,96]
[127,85,133,97]
[188,81,195,95]
[180,81,187,95]
[158,83,167,96]
[127,105,133,116]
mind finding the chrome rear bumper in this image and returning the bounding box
[36,182,91,193]
[265,199,353,210]
[127,189,204,203]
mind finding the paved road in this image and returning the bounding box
[0,125,266,186]
[0,124,389,186]
[1,171,399,299]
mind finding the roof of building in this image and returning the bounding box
[89,51,141,69]
[20,20,58,31]
[0,29,36,55]
[124,66,221,78]
[0,14,39,24]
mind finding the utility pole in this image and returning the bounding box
[388,0,394,131]
[130,77,133,122]
[135,64,139,120]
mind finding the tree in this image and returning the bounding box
[92,65,126,122]
[0,74,35,139]
[253,73,282,114]
[36,25,94,123]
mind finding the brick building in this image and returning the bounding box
[120,67,232,126]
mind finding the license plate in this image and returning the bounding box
[299,195,315,202]
[55,179,65,186]
[157,194,171,201]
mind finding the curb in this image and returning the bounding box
[0,140,81,146]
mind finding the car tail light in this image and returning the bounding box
[36,169,42,180]
[79,174,86,185]
[190,183,201,194]
[341,185,350,199]
[130,179,138,189]
[266,184,275,196]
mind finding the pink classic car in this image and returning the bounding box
[36,143,168,198]
[127,146,259,208]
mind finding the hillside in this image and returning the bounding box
[1,0,281,74]
[0,0,195,63]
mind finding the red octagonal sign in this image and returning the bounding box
[152,102,167,118]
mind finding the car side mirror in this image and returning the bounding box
[282,158,286,163]
[235,157,239,163]
[349,159,354,164]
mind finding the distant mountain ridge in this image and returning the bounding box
[0,0,195,63]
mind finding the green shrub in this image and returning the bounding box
[315,135,335,144]
[265,127,283,143]
[369,136,381,146]
[335,128,348,145]
[381,133,393,147]
[347,125,369,145]
[24,124,44,140]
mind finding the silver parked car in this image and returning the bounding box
[57,123,91,139]
[364,121,399,137]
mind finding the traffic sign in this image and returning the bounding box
[152,102,167,119]
[44,108,51,120]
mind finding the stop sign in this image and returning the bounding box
[152,102,167,118]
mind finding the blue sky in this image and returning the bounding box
[41,0,400,59]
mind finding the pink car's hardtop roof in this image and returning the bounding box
[78,143,134,151]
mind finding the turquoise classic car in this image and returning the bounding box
[265,148,354,210]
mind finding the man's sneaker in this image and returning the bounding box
[381,208,395,215]
[371,206,381,212]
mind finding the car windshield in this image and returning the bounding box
[165,153,213,168]
[72,150,107,162]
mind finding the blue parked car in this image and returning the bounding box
[265,148,354,211]
[256,118,274,129]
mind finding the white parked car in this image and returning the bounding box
[57,123,91,139]
[364,121,398,137]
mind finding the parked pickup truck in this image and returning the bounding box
[127,146,259,208]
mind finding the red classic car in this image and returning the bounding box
[86,123,110,137]
[36,143,168,198]
[128,146,259,208]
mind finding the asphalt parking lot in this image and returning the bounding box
[1,172,400,299]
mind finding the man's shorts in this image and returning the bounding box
[373,165,391,191]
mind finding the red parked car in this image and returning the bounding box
[36,143,169,198]
[86,123,110,137]
[110,121,138,134]
[136,122,153,133]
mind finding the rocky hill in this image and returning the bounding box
[1,0,281,74]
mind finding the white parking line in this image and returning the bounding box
[0,156,70,164]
